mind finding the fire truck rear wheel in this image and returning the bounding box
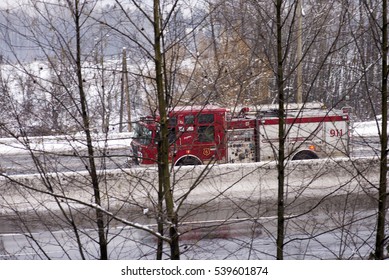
[292,150,319,160]
[175,156,202,166]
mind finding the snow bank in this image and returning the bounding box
[353,120,380,137]
[0,132,133,155]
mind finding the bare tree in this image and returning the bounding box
[367,0,389,260]
[0,0,116,259]
[344,0,389,259]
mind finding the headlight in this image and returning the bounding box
[137,151,143,163]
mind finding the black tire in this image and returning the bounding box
[292,150,319,160]
[175,156,202,166]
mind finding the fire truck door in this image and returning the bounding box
[197,113,217,161]
[196,112,227,162]
[257,121,279,161]
[177,114,195,146]
[214,112,227,161]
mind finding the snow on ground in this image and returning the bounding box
[353,119,380,137]
[0,132,133,155]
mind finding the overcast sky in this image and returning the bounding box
[0,0,14,8]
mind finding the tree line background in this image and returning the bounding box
[0,0,385,137]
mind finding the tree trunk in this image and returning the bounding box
[276,0,285,260]
[74,0,108,260]
[153,0,180,260]
[375,0,388,260]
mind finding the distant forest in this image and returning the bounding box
[0,0,386,136]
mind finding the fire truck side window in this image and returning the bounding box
[197,114,215,142]
[185,115,195,124]
[198,126,215,142]
[168,117,177,144]
[168,128,176,144]
[133,123,152,145]
[198,114,214,124]
[169,117,177,126]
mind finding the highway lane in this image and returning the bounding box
[0,148,130,175]
[0,210,378,260]
[0,132,133,175]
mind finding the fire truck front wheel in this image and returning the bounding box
[175,156,202,166]
[292,150,319,161]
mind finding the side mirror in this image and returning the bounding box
[154,129,161,144]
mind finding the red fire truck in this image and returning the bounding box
[128,103,350,166]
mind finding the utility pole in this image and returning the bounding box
[0,54,3,85]
[296,0,303,104]
[120,47,131,132]
[119,49,124,132]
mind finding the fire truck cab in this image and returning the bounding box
[128,103,350,166]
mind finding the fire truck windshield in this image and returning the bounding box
[132,122,153,145]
